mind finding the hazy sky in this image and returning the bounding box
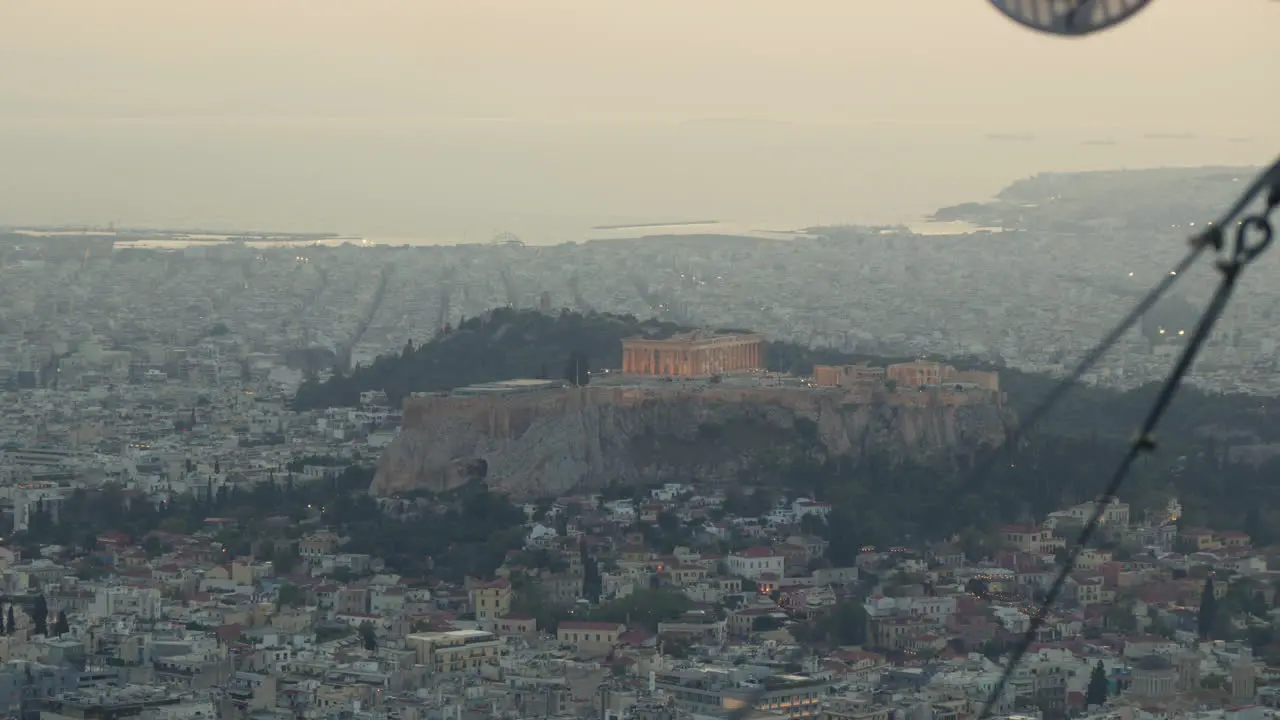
[1,0,1276,241]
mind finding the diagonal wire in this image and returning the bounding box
[723,245,1196,720]
[978,268,1232,717]
[977,162,1280,719]
[722,159,1280,720]
[968,156,1280,482]
[994,247,1199,450]
[916,237,1195,561]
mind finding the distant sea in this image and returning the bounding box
[1,118,1271,246]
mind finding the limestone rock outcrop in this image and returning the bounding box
[371,385,1014,499]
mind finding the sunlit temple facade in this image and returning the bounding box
[621,332,763,377]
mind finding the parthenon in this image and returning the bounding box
[621,331,764,377]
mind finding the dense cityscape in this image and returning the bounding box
[0,166,1277,720]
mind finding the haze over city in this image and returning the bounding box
[5,4,1280,720]
[1,0,1277,241]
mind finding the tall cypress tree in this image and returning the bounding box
[1086,660,1108,707]
[32,595,47,636]
[358,621,377,651]
[1251,591,1270,618]
[1198,576,1217,641]
[53,611,68,637]
[7,605,15,635]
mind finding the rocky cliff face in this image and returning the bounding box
[371,386,1014,499]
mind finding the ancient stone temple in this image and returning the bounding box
[621,331,764,377]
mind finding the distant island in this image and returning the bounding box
[928,165,1258,231]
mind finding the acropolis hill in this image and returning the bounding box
[370,359,1013,498]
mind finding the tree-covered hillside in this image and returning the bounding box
[294,308,904,410]
[294,308,686,409]
[288,306,1280,551]
[298,307,1280,448]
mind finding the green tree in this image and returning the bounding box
[564,350,590,387]
[1198,576,1217,641]
[254,539,276,563]
[53,610,69,637]
[580,539,602,603]
[662,637,692,658]
[1250,590,1270,618]
[657,511,681,537]
[828,601,868,646]
[753,615,785,632]
[142,536,163,558]
[591,589,692,632]
[823,504,860,567]
[509,584,569,634]
[6,605,14,635]
[1105,603,1137,633]
[272,546,300,576]
[158,517,188,534]
[32,595,47,636]
[791,600,867,648]
[358,621,377,651]
[277,583,307,609]
[1086,660,1108,707]
[1247,625,1274,649]
[799,514,826,537]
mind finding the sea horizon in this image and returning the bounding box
[1,119,1273,246]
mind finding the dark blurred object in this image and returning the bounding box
[989,0,1154,36]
